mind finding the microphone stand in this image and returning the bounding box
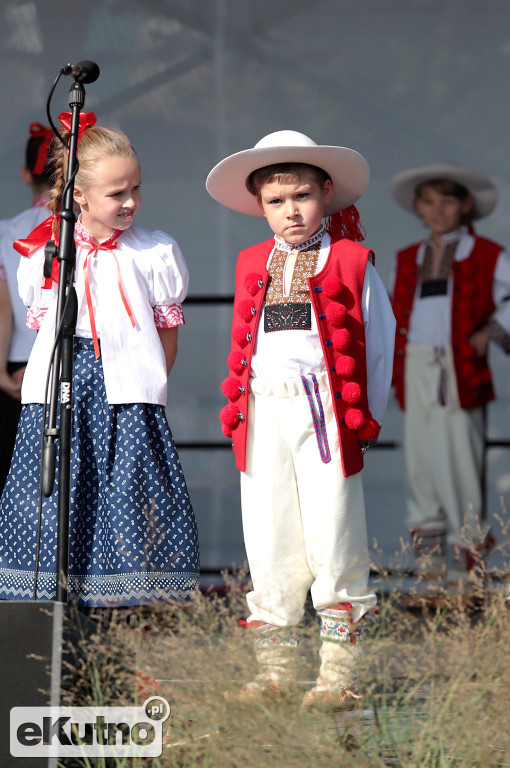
[40,78,85,603]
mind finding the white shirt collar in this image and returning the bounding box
[274,224,326,252]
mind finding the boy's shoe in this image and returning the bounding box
[451,531,496,573]
[302,686,361,711]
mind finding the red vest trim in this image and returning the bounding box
[391,236,501,410]
[220,237,376,477]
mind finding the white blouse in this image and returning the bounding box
[0,202,49,361]
[18,223,189,405]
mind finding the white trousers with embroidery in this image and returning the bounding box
[240,371,376,627]
[403,344,488,548]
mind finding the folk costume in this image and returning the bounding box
[390,162,510,574]
[0,199,49,492]
[0,122,53,493]
[207,131,395,706]
[0,217,199,606]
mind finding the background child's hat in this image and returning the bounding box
[206,130,370,217]
[389,161,498,219]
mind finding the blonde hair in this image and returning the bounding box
[48,125,137,233]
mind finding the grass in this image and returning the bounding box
[56,564,510,768]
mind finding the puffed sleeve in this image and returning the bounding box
[147,230,189,328]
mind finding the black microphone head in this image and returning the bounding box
[76,60,100,84]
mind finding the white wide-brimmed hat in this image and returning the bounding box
[389,161,498,220]
[206,130,370,217]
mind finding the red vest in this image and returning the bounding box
[220,237,380,477]
[391,236,501,410]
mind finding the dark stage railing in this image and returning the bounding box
[179,295,508,578]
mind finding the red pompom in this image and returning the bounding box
[456,300,472,317]
[358,418,380,441]
[227,349,248,375]
[244,272,264,296]
[221,424,233,438]
[456,317,473,333]
[221,376,244,401]
[342,382,362,405]
[237,299,256,322]
[232,324,252,348]
[322,275,344,300]
[220,404,242,429]
[325,302,347,327]
[471,369,491,387]
[459,342,475,359]
[332,328,351,352]
[460,362,477,378]
[344,408,366,431]
[335,355,356,377]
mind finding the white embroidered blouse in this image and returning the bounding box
[18,221,189,405]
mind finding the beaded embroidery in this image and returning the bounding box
[301,373,331,464]
[264,232,323,332]
[318,606,379,644]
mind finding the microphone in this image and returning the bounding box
[60,60,100,84]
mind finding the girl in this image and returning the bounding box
[0,112,200,607]
[0,121,53,493]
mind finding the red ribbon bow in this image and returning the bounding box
[13,214,60,288]
[58,111,97,143]
[79,238,137,360]
[30,122,53,176]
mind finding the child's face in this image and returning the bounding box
[257,168,333,245]
[414,185,472,238]
[74,155,141,242]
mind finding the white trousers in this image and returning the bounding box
[240,371,376,627]
[404,344,488,548]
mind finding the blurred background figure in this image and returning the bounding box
[389,162,510,583]
[0,122,53,493]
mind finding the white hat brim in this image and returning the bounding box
[206,139,370,217]
[389,162,498,219]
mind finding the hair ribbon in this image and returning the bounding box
[30,122,53,175]
[58,111,97,145]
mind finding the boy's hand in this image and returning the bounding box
[469,327,490,357]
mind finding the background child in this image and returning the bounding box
[389,161,510,581]
[0,112,199,607]
[206,130,395,708]
[0,122,53,493]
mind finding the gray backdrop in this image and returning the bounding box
[1,0,510,575]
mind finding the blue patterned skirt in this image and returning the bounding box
[0,338,200,607]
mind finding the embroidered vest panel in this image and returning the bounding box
[391,237,501,410]
[264,243,319,332]
[220,237,375,478]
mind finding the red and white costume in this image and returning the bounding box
[391,227,510,556]
[220,227,395,625]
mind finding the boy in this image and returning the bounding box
[389,161,510,581]
[206,130,395,708]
